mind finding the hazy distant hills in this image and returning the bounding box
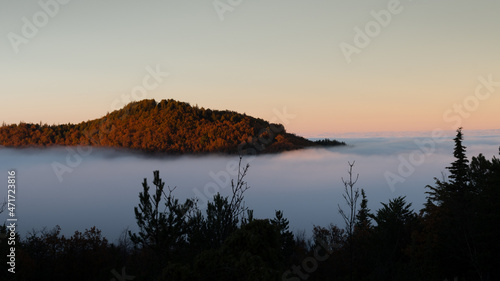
[0,99,344,154]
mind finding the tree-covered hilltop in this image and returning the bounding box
[0,99,344,154]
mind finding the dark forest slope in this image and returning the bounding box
[0,99,344,154]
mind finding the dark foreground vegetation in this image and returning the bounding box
[1,128,499,281]
[0,99,344,154]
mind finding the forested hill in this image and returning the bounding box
[0,99,344,154]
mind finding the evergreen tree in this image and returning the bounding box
[203,193,239,248]
[353,189,373,280]
[427,128,470,205]
[355,189,371,231]
[129,170,193,276]
[447,127,469,188]
[422,129,500,280]
[271,210,295,263]
[371,196,417,280]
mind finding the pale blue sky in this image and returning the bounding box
[1,0,499,136]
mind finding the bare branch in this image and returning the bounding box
[228,156,251,222]
[337,161,361,281]
[0,199,6,214]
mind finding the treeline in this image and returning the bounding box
[0,99,344,154]
[1,129,498,280]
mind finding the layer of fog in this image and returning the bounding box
[0,134,498,242]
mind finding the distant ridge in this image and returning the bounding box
[0,99,345,154]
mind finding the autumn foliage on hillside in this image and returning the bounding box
[0,99,343,154]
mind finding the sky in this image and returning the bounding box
[1,0,499,137]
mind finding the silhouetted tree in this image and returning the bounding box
[338,161,360,281]
[370,196,417,280]
[447,127,469,188]
[353,188,373,280]
[355,188,371,231]
[424,129,479,280]
[193,219,283,281]
[129,170,193,277]
[202,157,250,248]
[0,199,6,214]
[18,226,112,281]
[465,151,500,280]
[271,210,295,265]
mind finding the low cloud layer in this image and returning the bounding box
[1,134,498,241]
